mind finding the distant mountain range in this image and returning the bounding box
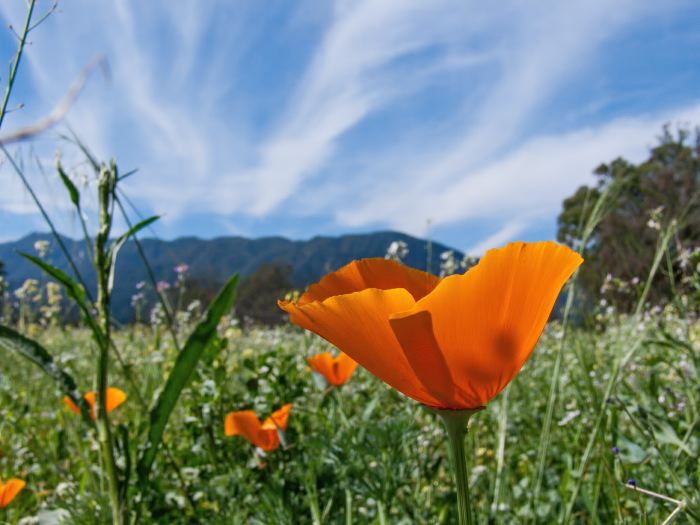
[0,231,461,322]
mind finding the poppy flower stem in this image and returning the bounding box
[432,407,483,525]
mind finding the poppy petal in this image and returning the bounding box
[410,241,582,406]
[62,396,81,416]
[307,352,335,383]
[224,410,261,439]
[84,391,97,412]
[264,403,292,432]
[105,387,127,414]
[0,479,25,508]
[297,258,439,305]
[389,310,460,408]
[332,352,358,385]
[256,431,281,451]
[280,288,440,406]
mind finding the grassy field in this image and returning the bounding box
[1,303,697,524]
[0,2,698,524]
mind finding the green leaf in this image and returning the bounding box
[617,437,647,463]
[136,273,239,484]
[20,252,86,303]
[107,215,159,293]
[18,252,105,347]
[57,162,81,209]
[0,324,92,422]
[653,420,693,456]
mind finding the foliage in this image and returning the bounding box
[557,126,700,312]
[0,308,697,523]
[236,263,293,327]
[0,143,240,523]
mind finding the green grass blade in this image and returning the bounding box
[0,324,91,422]
[107,215,160,293]
[136,273,239,483]
[57,162,81,208]
[19,251,87,303]
[18,252,106,346]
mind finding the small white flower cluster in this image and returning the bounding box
[14,279,40,301]
[439,250,478,277]
[558,409,581,427]
[599,273,641,296]
[150,302,166,327]
[34,239,50,258]
[646,205,665,231]
[385,240,409,262]
[131,292,145,308]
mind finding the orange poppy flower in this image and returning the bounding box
[63,387,127,420]
[224,403,292,452]
[307,351,358,386]
[279,241,582,409]
[0,478,25,508]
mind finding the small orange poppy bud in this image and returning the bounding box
[63,387,127,420]
[224,403,292,452]
[0,478,25,508]
[307,351,357,386]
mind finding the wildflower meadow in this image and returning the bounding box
[1,2,699,524]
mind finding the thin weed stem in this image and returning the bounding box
[0,0,35,129]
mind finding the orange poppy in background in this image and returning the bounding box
[307,351,358,386]
[279,241,582,410]
[224,403,292,452]
[0,478,25,508]
[63,387,127,420]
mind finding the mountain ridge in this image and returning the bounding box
[0,230,462,322]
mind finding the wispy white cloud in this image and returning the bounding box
[235,0,479,215]
[238,0,662,218]
[468,220,527,256]
[336,100,700,241]
[0,0,697,248]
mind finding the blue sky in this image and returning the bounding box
[1,0,699,253]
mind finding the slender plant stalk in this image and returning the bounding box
[490,386,510,521]
[433,408,483,525]
[94,163,124,525]
[0,5,93,305]
[561,223,681,523]
[114,190,181,348]
[0,145,93,301]
[0,0,36,129]
[345,488,352,525]
[529,182,615,520]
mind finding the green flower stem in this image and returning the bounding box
[432,407,483,525]
[95,164,124,525]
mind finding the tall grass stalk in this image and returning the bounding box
[0,0,35,129]
[490,385,509,522]
[529,183,615,519]
[561,217,697,523]
[93,164,125,525]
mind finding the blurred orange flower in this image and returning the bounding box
[280,241,582,409]
[63,387,127,420]
[0,478,25,508]
[224,403,292,451]
[307,351,357,386]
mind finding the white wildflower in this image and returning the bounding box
[558,410,581,426]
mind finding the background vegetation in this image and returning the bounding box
[0,2,698,524]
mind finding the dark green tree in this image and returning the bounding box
[236,262,293,326]
[557,125,700,311]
